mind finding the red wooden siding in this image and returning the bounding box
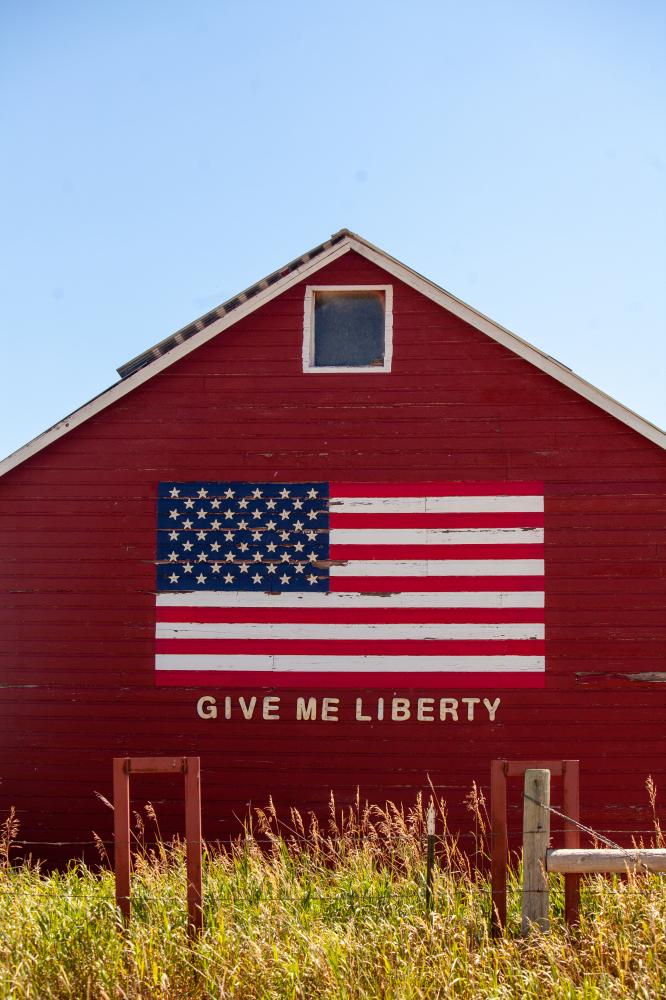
[1,249,665,858]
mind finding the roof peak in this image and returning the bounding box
[1,230,663,478]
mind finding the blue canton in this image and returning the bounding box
[156,482,330,592]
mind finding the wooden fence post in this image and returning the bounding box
[425,799,436,912]
[112,757,131,923]
[522,768,551,934]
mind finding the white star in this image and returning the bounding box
[197,552,207,562]
[306,531,317,541]
[293,520,304,532]
[211,519,222,530]
[308,552,317,562]
[211,562,221,573]
[182,518,193,529]
[253,552,262,563]
[307,488,318,499]
[280,572,291,584]
[197,530,206,541]
[183,562,193,573]
[223,572,234,584]
[168,530,179,541]
[210,498,221,509]
[266,499,276,510]
[279,509,290,521]
[168,508,179,520]
[224,530,234,542]
[196,508,207,519]
[196,573,206,584]
[239,562,249,573]
[266,564,277,574]
[197,488,208,498]
[251,488,263,499]
[210,541,221,553]
[169,487,180,498]
[307,574,318,585]
[293,498,303,510]
[184,498,195,510]
[224,509,235,520]
[238,541,249,553]
[252,572,262,583]
[294,563,305,574]
[168,572,179,583]
[238,498,249,509]
[167,551,178,563]
[251,530,262,542]
[279,530,290,541]
[225,552,235,562]
[307,510,317,520]
[223,488,235,499]
[252,508,262,520]
[280,553,291,563]
[279,488,290,499]
[294,541,304,552]
[266,541,277,553]
[238,519,248,530]
[182,540,193,552]
[265,519,277,531]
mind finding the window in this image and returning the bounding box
[302,285,393,372]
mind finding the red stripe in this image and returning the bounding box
[156,670,545,689]
[329,543,544,560]
[330,481,543,497]
[330,513,544,528]
[330,576,545,592]
[156,607,545,624]
[155,639,544,655]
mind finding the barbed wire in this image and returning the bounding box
[523,793,657,868]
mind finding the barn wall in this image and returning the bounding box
[1,249,665,858]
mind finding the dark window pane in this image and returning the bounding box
[313,291,385,367]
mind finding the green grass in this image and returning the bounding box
[1,792,665,999]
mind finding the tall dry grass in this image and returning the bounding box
[0,788,665,999]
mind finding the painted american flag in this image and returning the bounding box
[155,481,545,688]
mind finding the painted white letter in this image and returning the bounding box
[239,696,257,720]
[417,698,435,722]
[263,696,280,720]
[196,695,217,720]
[439,698,458,721]
[356,698,371,721]
[296,697,317,721]
[322,697,339,721]
[392,698,411,721]
[461,697,480,721]
[483,697,501,722]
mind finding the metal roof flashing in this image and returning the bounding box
[116,230,351,379]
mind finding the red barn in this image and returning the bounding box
[1,230,665,860]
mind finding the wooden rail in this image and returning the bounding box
[547,848,666,874]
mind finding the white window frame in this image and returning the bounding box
[302,284,393,373]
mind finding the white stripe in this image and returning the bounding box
[156,622,545,641]
[330,496,544,514]
[156,654,545,673]
[330,560,544,577]
[157,591,544,609]
[330,528,544,545]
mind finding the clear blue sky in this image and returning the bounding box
[2,0,664,462]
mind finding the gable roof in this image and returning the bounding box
[1,229,664,478]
